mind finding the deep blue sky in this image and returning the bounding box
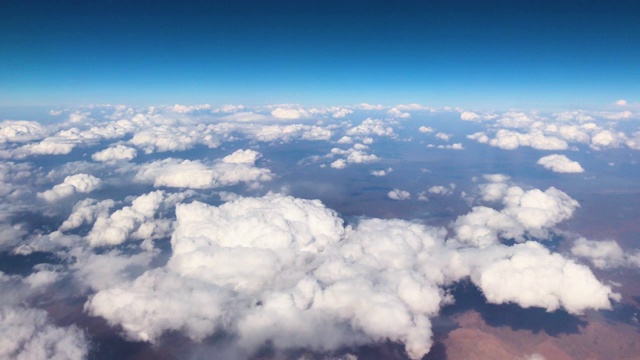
[1,0,639,109]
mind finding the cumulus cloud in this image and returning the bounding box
[271,107,308,119]
[418,126,434,133]
[332,108,353,118]
[326,144,379,169]
[571,238,640,269]
[85,190,192,247]
[37,174,101,202]
[0,306,89,360]
[388,189,411,200]
[471,129,569,150]
[0,120,48,143]
[460,111,480,121]
[454,178,579,247]
[84,193,618,360]
[371,167,393,177]
[129,125,221,154]
[134,150,273,189]
[346,118,395,137]
[537,154,584,173]
[615,99,627,106]
[92,144,137,162]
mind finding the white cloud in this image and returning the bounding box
[615,99,627,106]
[387,107,411,118]
[0,120,48,143]
[346,118,395,137]
[271,107,308,119]
[472,129,569,150]
[418,126,434,133]
[371,168,393,177]
[428,185,454,196]
[471,241,618,314]
[85,190,192,247]
[92,144,137,162]
[435,132,451,141]
[83,193,617,359]
[460,111,480,121]
[59,198,116,232]
[330,159,347,169]
[37,174,101,202]
[0,306,89,360]
[388,189,411,200]
[134,151,273,189]
[454,181,579,247]
[571,238,640,269]
[537,154,584,173]
[332,108,353,118]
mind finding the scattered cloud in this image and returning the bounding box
[537,154,584,173]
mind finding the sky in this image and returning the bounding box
[2,2,640,360]
[1,0,639,108]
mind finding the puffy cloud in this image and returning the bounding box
[59,198,116,232]
[326,144,379,169]
[371,167,393,177]
[471,241,618,314]
[85,190,192,247]
[418,126,434,133]
[271,107,308,119]
[37,174,101,202]
[332,108,353,118]
[571,238,640,269]
[91,144,137,162]
[388,189,411,200]
[454,181,579,247]
[467,128,569,151]
[0,120,48,143]
[169,104,211,113]
[330,159,347,169]
[387,108,411,118]
[0,306,89,360]
[428,184,454,196]
[346,118,395,137]
[615,99,627,106]
[134,151,273,189]
[222,149,261,164]
[249,124,332,142]
[537,154,584,173]
[460,111,480,121]
[84,193,617,359]
[129,125,221,154]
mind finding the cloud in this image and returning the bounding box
[371,167,393,177]
[332,108,353,118]
[129,125,221,154]
[59,198,116,232]
[92,144,137,162]
[326,144,379,169]
[418,126,434,133]
[388,189,411,200]
[571,238,640,269]
[460,111,480,121]
[483,129,569,150]
[537,154,584,173]
[454,180,579,247]
[428,184,455,196]
[134,150,273,189]
[85,190,192,247]
[0,120,48,143]
[615,99,627,106]
[83,193,617,359]
[470,241,618,314]
[271,107,308,119]
[37,174,101,202]
[0,306,89,360]
[346,118,395,137]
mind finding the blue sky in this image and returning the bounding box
[1,0,639,109]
